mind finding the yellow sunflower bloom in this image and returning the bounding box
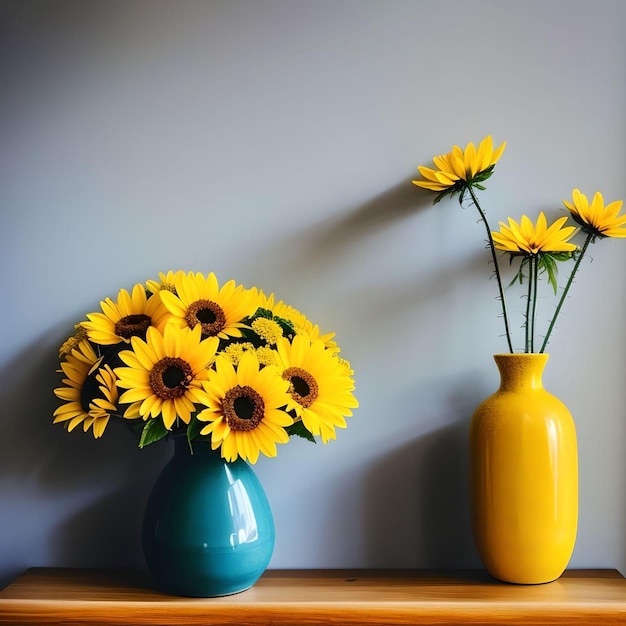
[160,272,260,340]
[83,283,171,345]
[413,135,506,193]
[115,324,218,430]
[275,335,358,444]
[53,340,118,438]
[563,189,626,239]
[197,352,293,463]
[492,212,577,255]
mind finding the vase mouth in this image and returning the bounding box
[493,353,550,358]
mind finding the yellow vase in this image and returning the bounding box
[469,353,578,584]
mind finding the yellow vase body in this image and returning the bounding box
[469,354,578,584]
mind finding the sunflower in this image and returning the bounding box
[492,212,577,255]
[83,283,171,346]
[115,324,218,430]
[563,189,626,239]
[197,352,293,463]
[53,340,118,438]
[160,272,260,340]
[412,135,506,200]
[275,334,358,444]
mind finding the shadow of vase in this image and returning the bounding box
[362,405,485,570]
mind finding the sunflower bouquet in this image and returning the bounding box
[413,136,626,353]
[53,271,358,463]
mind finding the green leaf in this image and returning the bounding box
[537,252,574,295]
[274,315,295,337]
[252,307,273,320]
[540,254,559,294]
[507,255,530,287]
[186,415,204,446]
[550,252,574,261]
[139,418,169,448]
[470,164,495,184]
[286,421,317,443]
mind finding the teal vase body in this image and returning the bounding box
[142,437,275,597]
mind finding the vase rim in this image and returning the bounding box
[493,353,550,357]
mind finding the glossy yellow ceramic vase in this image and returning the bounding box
[469,354,578,584]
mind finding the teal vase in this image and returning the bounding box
[142,437,275,597]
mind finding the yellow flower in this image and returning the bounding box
[115,324,218,430]
[146,270,186,295]
[275,335,358,444]
[492,212,577,255]
[251,317,283,345]
[83,283,171,345]
[53,340,118,438]
[197,352,293,463]
[263,293,338,353]
[160,272,260,340]
[58,324,88,359]
[221,342,256,365]
[563,189,626,239]
[255,345,279,366]
[413,135,506,194]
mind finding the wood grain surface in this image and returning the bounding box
[0,568,625,625]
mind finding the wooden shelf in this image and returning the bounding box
[1,568,625,625]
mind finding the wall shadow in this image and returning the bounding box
[0,329,171,588]
[362,384,487,569]
[245,177,438,294]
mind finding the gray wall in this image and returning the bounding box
[2,0,625,587]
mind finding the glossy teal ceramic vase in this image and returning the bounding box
[142,437,275,597]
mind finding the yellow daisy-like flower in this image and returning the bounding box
[563,189,626,239]
[53,340,118,438]
[221,341,256,365]
[83,283,171,346]
[160,272,260,340]
[115,324,218,430]
[197,352,293,463]
[58,324,88,359]
[255,345,279,367]
[146,270,186,295]
[413,135,506,194]
[275,335,358,444]
[251,317,283,345]
[492,212,577,255]
[264,294,338,353]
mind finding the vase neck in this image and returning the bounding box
[494,354,549,391]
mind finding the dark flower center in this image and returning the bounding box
[223,385,264,431]
[185,299,226,337]
[115,314,151,340]
[150,357,193,399]
[283,367,318,408]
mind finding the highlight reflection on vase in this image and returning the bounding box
[225,466,259,546]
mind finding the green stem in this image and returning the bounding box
[524,256,534,353]
[539,233,594,353]
[530,255,539,353]
[466,186,514,353]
